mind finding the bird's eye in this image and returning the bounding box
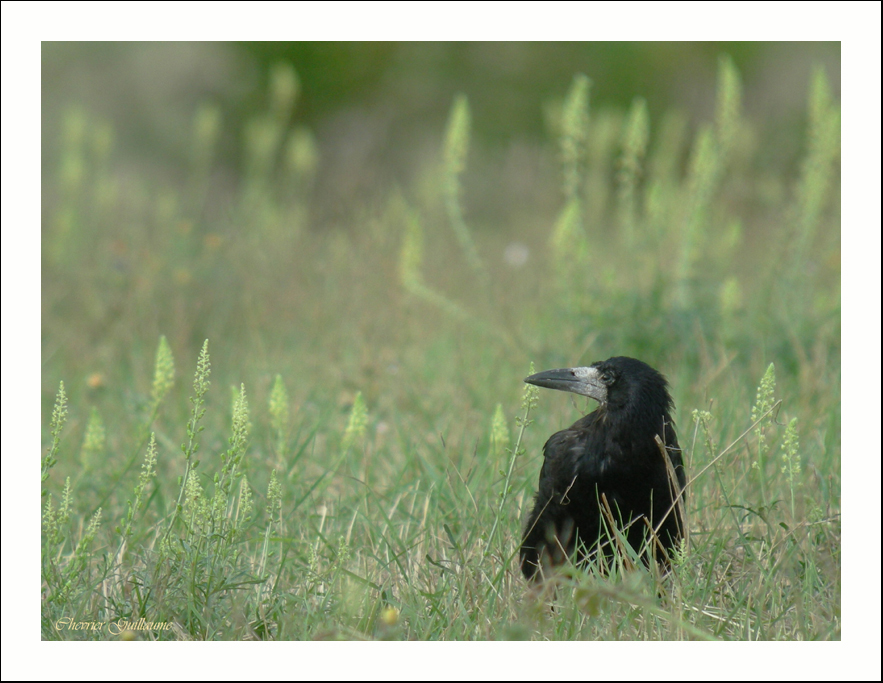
[601,372,612,383]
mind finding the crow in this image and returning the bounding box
[520,356,686,581]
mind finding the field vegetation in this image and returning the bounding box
[41,55,840,640]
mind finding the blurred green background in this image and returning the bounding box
[41,41,840,383]
[40,42,840,640]
[43,42,839,202]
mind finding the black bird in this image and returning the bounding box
[520,356,686,580]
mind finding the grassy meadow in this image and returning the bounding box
[41,57,840,641]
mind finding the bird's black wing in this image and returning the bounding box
[520,411,684,579]
[520,414,608,580]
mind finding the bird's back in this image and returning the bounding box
[521,404,684,580]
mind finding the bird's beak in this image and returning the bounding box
[524,366,607,404]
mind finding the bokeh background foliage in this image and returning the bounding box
[41,43,839,640]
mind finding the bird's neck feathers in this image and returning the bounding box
[606,387,673,439]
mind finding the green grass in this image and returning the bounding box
[41,59,840,641]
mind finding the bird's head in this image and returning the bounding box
[524,356,673,415]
